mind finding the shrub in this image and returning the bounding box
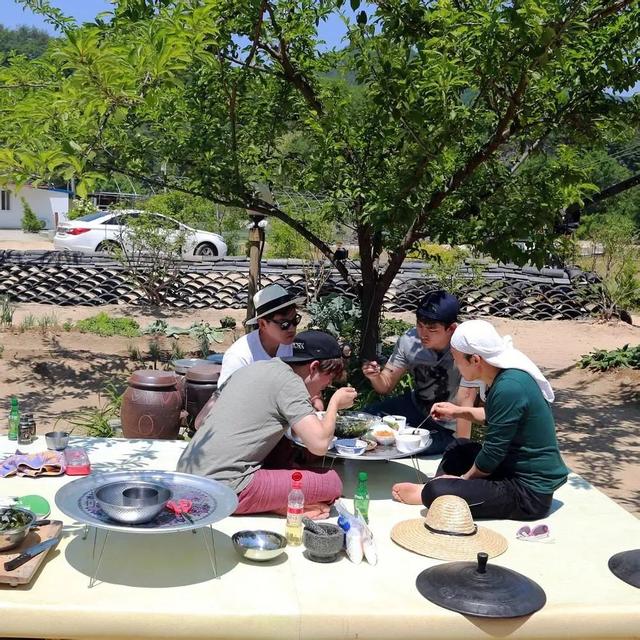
[68,198,98,220]
[75,312,141,337]
[578,344,640,372]
[0,295,15,326]
[20,198,44,232]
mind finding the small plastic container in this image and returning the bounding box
[64,447,91,475]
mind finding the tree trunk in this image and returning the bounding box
[245,224,263,331]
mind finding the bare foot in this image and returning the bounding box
[303,502,331,520]
[392,482,425,505]
[272,502,330,520]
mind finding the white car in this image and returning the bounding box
[54,210,227,259]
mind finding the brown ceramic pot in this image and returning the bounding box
[185,364,221,425]
[171,358,209,405]
[121,370,183,439]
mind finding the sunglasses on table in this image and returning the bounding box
[266,313,302,331]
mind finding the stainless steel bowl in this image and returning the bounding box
[0,507,37,551]
[94,481,172,525]
[45,431,70,451]
[232,530,287,562]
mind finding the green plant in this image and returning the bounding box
[67,197,98,220]
[37,313,58,333]
[170,340,185,361]
[20,197,44,232]
[0,295,15,326]
[75,312,141,337]
[189,322,224,358]
[411,244,486,296]
[579,214,640,316]
[127,343,143,361]
[0,344,4,358]
[19,314,35,332]
[578,344,640,372]
[147,338,163,369]
[380,317,413,341]
[307,294,361,343]
[220,316,236,329]
[65,380,124,437]
[62,320,73,331]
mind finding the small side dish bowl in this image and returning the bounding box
[0,507,37,551]
[371,426,397,446]
[232,530,287,562]
[398,427,432,448]
[334,438,367,456]
[395,432,422,454]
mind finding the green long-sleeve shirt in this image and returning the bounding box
[475,369,568,495]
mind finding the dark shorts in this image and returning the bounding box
[421,440,554,521]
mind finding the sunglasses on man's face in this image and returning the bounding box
[267,313,302,331]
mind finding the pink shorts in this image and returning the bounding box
[235,468,342,515]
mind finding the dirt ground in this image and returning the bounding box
[0,301,638,517]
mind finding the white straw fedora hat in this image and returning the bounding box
[245,284,305,326]
[391,495,508,561]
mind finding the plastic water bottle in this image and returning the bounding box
[8,396,19,441]
[285,471,304,546]
[354,471,370,523]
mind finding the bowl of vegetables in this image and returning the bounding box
[0,507,37,551]
[334,412,378,439]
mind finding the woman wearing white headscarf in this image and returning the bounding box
[392,320,568,520]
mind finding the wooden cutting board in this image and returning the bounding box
[0,520,63,587]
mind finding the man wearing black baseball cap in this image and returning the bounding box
[362,290,478,455]
[178,330,357,518]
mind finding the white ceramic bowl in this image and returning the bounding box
[395,432,422,454]
[382,415,406,430]
[398,427,432,448]
[371,426,397,446]
[334,438,367,456]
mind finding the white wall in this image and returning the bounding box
[0,185,70,230]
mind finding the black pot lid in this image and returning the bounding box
[608,549,640,588]
[416,552,546,618]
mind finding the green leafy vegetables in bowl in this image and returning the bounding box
[334,412,377,438]
[0,508,33,531]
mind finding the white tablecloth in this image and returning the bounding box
[1,436,639,640]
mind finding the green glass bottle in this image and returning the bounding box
[354,471,370,523]
[8,396,20,441]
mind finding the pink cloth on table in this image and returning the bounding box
[0,450,66,477]
[235,468,342,515]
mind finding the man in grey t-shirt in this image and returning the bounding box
[177,331,357,519]
[362,290,477,455]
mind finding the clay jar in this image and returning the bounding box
[172,358,209,404]
[121,370,183,440]
[185,364,221,425]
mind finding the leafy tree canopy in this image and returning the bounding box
[0,0,639,354]
[0,24,51,61]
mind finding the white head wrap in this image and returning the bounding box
[451,320,554,403]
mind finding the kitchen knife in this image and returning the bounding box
[4,536,60,572]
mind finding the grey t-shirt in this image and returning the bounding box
[177,359,313,493]
[389,328,474,428]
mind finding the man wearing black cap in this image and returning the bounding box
[362,290,477,455]
[178,330,357,518]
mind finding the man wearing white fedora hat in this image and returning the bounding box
[392,319,568,521]
[218,284,305,389]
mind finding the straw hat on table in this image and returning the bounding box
[391,495,508,561]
